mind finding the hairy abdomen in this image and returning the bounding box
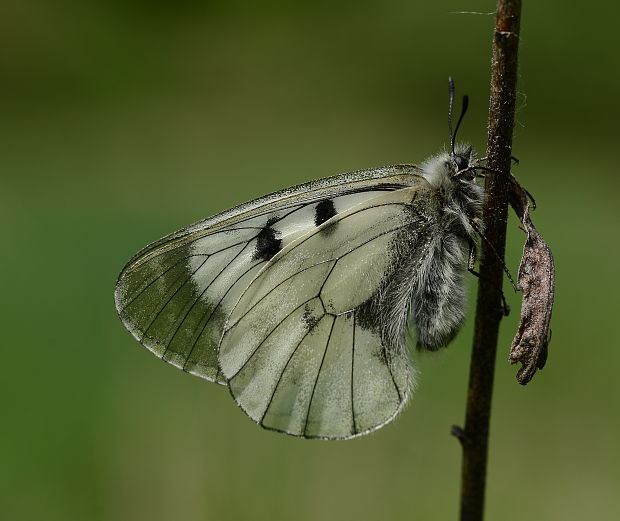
[411,232,469,350]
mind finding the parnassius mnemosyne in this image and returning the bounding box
[115,79,490,439]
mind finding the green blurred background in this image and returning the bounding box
[2,1,618,520]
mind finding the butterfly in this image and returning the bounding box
[115,79,487,439]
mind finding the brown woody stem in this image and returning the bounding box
[455,2,522,520]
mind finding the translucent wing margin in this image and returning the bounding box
[219,187,429,438]
[115,220,275,383]
[115,165,425,385]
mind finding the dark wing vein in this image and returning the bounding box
[227,259,335,328]
[181,258,269,371]
[139,255,212,341]
[303,316,337,437]
[131,205,305,265]
[123,255,204,315]
[121,234,254,311]
[120,254,205,312]
[229,215,415,328]
[318,262,338,295]
[351,310,357,435]
[122,203,314,314]
[160,241,252,360]
[383,340,402,401]
[259,318,322,426]
[229,297,318,380]
[264,201,415,261]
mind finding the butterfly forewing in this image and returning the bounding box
[115,227,262,382]
[115,165,424,388]
[220,186,428,438]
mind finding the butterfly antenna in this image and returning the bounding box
[453,94,469,151]
[448,78,470,154]
[448,77,456,152]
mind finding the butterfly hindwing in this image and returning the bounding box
[219,185,431,438]
[115,165,424,386]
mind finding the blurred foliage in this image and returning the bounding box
[1,1,618,520]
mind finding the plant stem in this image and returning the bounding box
[456,2,522,520]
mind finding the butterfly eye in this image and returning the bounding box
[454,155,468,171]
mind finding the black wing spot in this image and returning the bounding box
[253,219,282,261]
[315,199,337,227]
[355,296,382,334]
[302,304,321,331]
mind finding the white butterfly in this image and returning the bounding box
[115,80,485,439]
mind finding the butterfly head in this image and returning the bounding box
[451,143,478,178]
[419,144,480,189]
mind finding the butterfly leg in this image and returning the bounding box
[467,240,480,278]
[467,239,510,316]
[470,219,518,292]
